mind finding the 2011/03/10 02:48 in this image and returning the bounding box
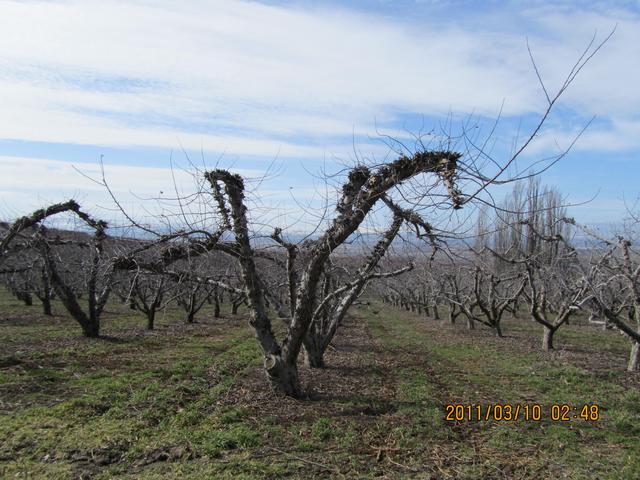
[444,403,600,422]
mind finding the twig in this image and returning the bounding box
[266,446,343,476]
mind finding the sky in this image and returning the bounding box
[0,0,639,235]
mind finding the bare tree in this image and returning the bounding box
[175,280,213,324]
[204,152,463,396]
[0,201,117,337]
[127,274,170,330]
[525,263,588,350]
[470,267,525,337]
[442,267,478,330]
[36,219,114,338]
[479,179,587,349]
[577,229,640,371]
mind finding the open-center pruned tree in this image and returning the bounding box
[0,200,115,337]
[205,151,463,396]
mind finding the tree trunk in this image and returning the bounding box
[42,295,52,316]
[19,292,33,306]
[542,325,555,351]
[232,301,240,315]
[495,322,503,338]
[39,238,102,338]
[41,267,52,315]
[628,341,640,372]
[433,304,440,320]
[186,311,195,324]
[511,300,519,319]
[466,316,475,330]
[147,308,156,330]
[213,295,221,318]
[303,336,326,368]
[81,320,100,338]
[264,355,302,398]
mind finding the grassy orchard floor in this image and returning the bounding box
[1,291,639,479]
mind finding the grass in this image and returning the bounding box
[1,288,639,478]
[362,304,640,479]
[0,290,275,478]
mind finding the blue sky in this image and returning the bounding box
[0,0,638,233]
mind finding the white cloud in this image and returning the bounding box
[0,0,640,148]
[0,0,556,151]
[523,118,640,155]
[515,6,640,120]
[0,0,638,224]
[0,1,635,151]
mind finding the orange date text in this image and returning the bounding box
[443,404,599,422]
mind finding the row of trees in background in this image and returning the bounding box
[375,177,640,371]
[0,211,247,331]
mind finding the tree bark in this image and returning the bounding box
[213,297,221,318]
[147,308,156,330]
[542,325,555,351]
[303,337,326,368]
[40,240,101,337]
[495,322,503,338]
[42,295,52,316]
[81,320,100,338]
[265,355,302,397]
[231,301,239,314]
[448,306,456,325]
[207,170,298,395]
[41,266,53,316]
[628,341,639,372]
